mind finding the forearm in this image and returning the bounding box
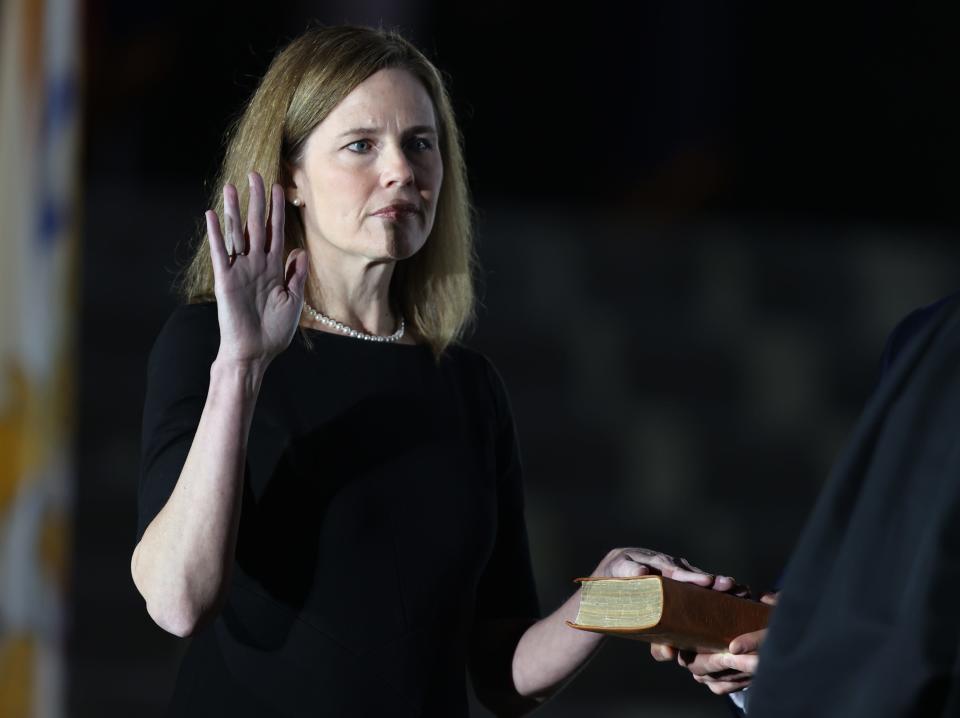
[131,356,266,636]
[512,586,607,700]
[510,548,649,701]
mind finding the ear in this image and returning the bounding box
[281,161,302,204]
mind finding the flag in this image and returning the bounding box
[0,0,82,715]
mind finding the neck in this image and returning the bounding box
[303,247,400,337]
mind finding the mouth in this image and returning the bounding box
[372,203,419,220]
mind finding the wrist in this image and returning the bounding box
[210,355,268,397]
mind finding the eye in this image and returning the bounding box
[408,137,434,152]
[346,139,373,154]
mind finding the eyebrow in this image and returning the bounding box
[337,125,438,138]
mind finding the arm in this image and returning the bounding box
[468,363,739,713]
[130,175,307,637]
[131,356,266,636]
[509,549,740,708]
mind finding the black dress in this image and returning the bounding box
[136,302,541,717]
[748,293,960,717]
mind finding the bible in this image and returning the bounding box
[566,575,771,651]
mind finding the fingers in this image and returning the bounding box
[729,628,766,655]
[610,555,652,578]
[619,550,712,586]
[720,652,759,674]
[598,548,746,595]
[222,183,244,256]
[656,644,758,697]
[206,210,227,274]
[285,248,308,301]
[693,668,752,684]
[662,567,715,587]
[268,183,285,271]
[664,636,762,697]
[709,574,737,592]
[659,557,744,594]
[676,649,700,669]
[760,591,779,606]
[678,649,756,677]
[605,549,713,587]
[672,559,742,593]
[213,174,277,269]
[246,172,266,255]
[650,643,676,662]
[698,677,751,696]
[657,556,715,588]
[649,553,724,589]
[680,650,757,682]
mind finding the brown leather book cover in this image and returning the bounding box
[565,575,771,652]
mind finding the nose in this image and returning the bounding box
[379,143,414,188]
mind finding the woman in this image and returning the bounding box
[130,25,734,716]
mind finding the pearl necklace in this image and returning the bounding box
[302,302,405,343]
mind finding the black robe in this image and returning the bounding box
[748,293,960,717]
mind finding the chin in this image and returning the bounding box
[374,231,427,262]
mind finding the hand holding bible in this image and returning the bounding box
[650,591,778,695]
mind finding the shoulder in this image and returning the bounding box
[881,290,960,375]
[154,301,219,341]
[146,302,220,384]
[150,302,219,353]
[441,343,514,424]
[442,343,505,388]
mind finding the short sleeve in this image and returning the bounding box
[471,356,541,623]
[135,303,220,545]
[466,357,542,710]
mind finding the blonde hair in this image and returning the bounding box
[178,25,475,357]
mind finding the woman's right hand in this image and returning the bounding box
[205,171,308,368]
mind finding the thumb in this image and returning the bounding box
[285,248,308,299]
[729,628,766,654]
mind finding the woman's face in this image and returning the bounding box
[288,67,443,265]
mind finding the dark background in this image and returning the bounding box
[76,2,959,716]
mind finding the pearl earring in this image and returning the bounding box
[292,198,302,207]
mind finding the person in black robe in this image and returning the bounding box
[747,292,960,716]
[654,292,960,716]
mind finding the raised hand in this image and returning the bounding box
[205,172,308,368]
